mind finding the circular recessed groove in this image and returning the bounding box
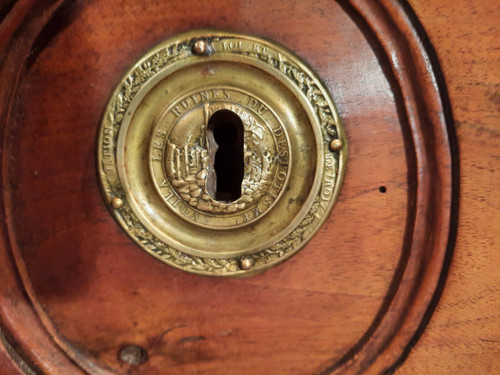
[97,30,347,276]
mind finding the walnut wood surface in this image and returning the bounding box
[0,0,497,374]
[396,1,500,373]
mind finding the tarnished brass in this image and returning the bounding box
[97,30,347,276]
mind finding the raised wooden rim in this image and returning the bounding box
[320,1,458,373]
[0,1,458,374]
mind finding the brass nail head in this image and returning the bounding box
[239,258,253,270]
[111,197,124,209]
[329,139,343,152]
[192,40,208,55]
[119,345,148,365]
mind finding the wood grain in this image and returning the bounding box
[2,2,406,373]
[2,2,411,373]
[0,1,86,374]
[396,1,500,373]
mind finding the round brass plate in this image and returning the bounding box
[97,30,347,276]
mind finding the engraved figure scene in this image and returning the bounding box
[165,103,278,214]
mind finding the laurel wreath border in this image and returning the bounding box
[99,34,343,275]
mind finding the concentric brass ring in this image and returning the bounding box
[97,30,347,276]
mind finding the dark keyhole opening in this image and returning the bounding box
[207,110,244,202]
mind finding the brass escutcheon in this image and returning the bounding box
[97,30,347,276]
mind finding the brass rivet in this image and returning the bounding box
[119,345,148,365]
[239,258,253,270]
[111,197,124,209]
[329,139,343,152]
[192,40,208,55]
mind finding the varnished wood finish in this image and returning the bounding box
[1,2,86,373]
[396,1,500,373]
[0,0,498,374]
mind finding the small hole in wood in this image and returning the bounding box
[379,186,387,193]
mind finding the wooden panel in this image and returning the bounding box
[2,2,405,373]
[396,1,500,373]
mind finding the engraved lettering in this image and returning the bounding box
[102,126,115,174]
[247,97,267,115]
[164,190,174,200]
[156,130,166,138]
[223,41,243,50]
[252,43,268,55]
[277,170,287,181]
[248,97,258,108]
[172,105,182,117]
[244,211,253,222]
[279,150,289,158]
[150,88,291,229]
[181,99,190,109]
[274,128,283,137]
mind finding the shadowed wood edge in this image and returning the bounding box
[0,328,35,375]
[0,1,88,374]
[320,1,457,374]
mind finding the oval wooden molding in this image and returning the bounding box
[0,0,457,374]
[323,1,458,373]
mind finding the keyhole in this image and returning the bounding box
[206,110,244,202]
